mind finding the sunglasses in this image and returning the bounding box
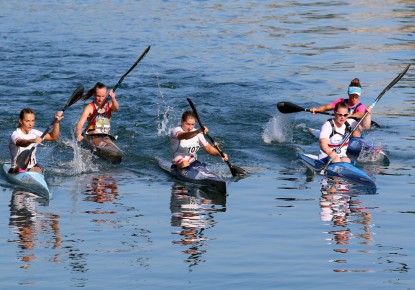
[335,112,349,117]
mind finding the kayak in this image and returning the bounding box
[2,163,51,199]
[83,133,123,164]
[298,152,376,188]
[158,159,227,194]
[307,127,388,162]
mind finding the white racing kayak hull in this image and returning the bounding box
[2,163,51,199]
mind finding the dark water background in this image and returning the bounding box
[0,1,414,289]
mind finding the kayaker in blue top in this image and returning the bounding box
[319,102,372,163]
[76,82,119,142]
[9,108,63,173]
[170,110,228,169]
[310,78,368,137]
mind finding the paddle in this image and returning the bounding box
[16,85,85,171]
[277,101,381,128]
[81,45,151,136]
[186,97,247,177]
[277,102,332,116]
[320,64,411,174]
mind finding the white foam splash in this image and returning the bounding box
[262,113,293,144]
[59,132,98,175]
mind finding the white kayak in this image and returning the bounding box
[2,163,51,199]
[307,127,388,162]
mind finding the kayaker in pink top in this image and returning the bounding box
[310,78,368,137]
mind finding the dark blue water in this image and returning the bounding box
[0,1,414,289]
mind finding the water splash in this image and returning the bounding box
[155,72,178,137]
[357,141,387,163]
[157,105,176,137]
[262,113,293,144]
[57,133,98,176]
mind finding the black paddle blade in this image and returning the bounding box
[63,85,84,111]
[229,164,248,176]
[15,149,32,170]
[277,102,306,113]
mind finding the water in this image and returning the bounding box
[0,1,414,289]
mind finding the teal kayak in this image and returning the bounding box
[2,163,51,199]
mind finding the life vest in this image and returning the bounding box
[328,119,352,148]
[345,99,363,115]
[87,102,112,134]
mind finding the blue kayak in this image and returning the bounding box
[2,163,51,199]
[298,152,376,188]
[158,159,226,194]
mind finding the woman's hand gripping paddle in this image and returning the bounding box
[81,45,151,137]
[186,97,248,177]
[277,101,381,128]
[320,64,411,174]
[15,85,84,171]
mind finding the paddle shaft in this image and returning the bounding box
[186,97,246,177]
[81,45,151,136]
[186,99,227,159]
[320,64,411,174]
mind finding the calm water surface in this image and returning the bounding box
[0,1,414,289]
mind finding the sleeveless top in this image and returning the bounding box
[87,101,112,134]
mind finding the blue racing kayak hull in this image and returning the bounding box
[298,152,376,188]
[2,163,51,199]
[158,159,226,194]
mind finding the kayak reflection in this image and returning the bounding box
[319,178,375,272]
[170,183,226,268]
[82,175,119,204]
[9,190,62,269]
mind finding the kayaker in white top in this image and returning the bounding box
[9,108,63,173]
[76,82,119,142]
[170,110,228,169]
[319,102,372,163]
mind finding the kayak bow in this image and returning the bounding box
[158,159,226,194]
[2,163,51,199]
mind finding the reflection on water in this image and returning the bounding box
[9,191,62,269]
[319,178,375,273]
[83,175,119,204]
[170,183,226,269]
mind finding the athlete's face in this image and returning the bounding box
[334,107,349,126]
[181,117,196,132]
[348,93,360,106]
[19,113,35,133]
[95,87,108,106]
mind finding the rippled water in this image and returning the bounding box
[0,1,414,289]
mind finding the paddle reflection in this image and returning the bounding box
[82,175,119,204]
[9,190,62,269]
[319,178,375,272]
[170,183,226,268]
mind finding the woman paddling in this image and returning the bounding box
[76,82,119,142]
[9,108,63,173]
[170,110,228,169]
[319,102,372,163]
[310,78,368,137]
